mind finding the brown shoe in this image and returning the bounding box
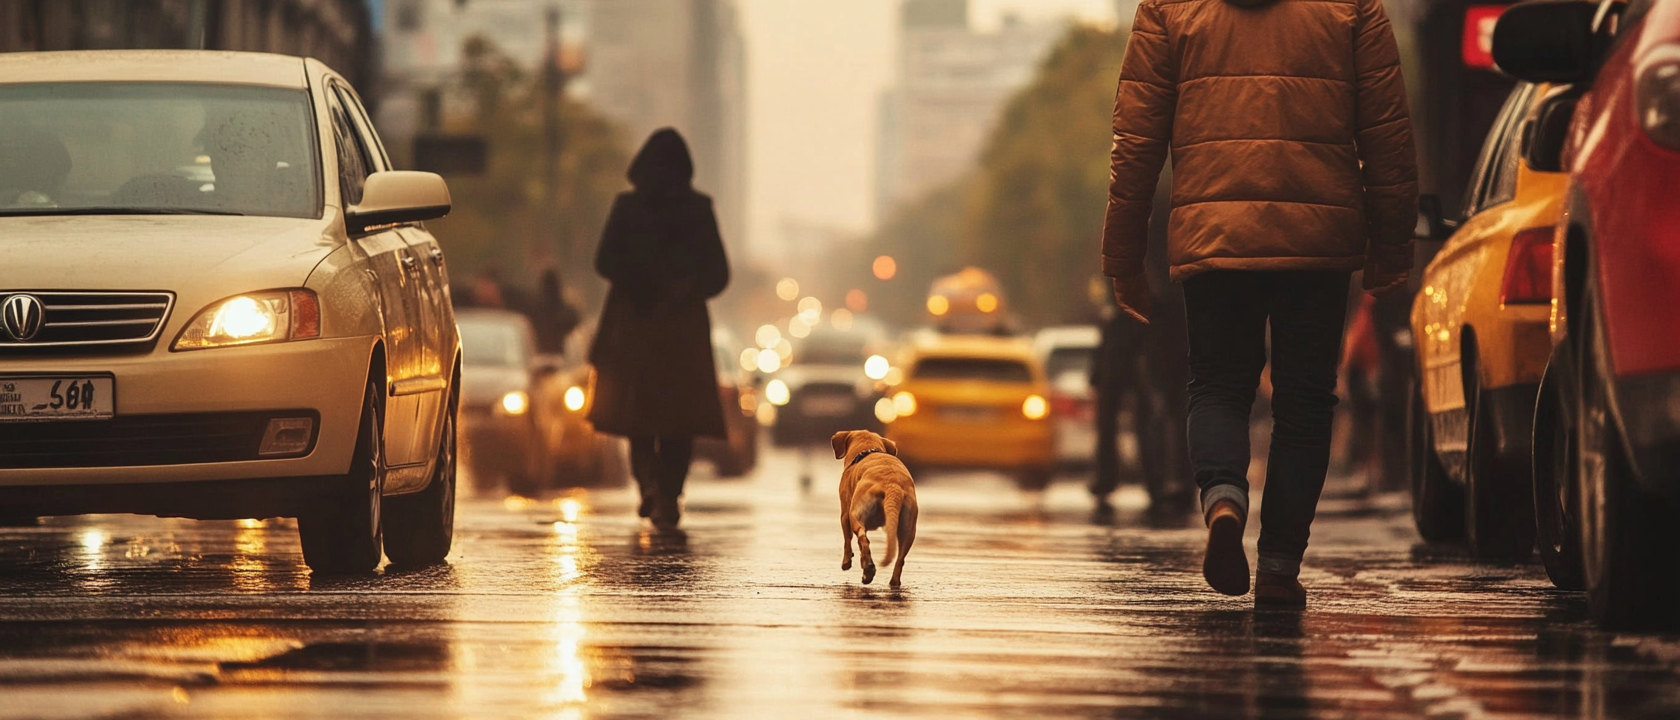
[651,497,681,531]
[1254,571,1306,609]
[1202,500,1250,596]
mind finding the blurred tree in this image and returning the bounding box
[857,25,1126,328]
[429,35,631,308]
[962,25,1126,325]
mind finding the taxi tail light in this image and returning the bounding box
[1050,394,1089,421]
[1500,227,1554,305]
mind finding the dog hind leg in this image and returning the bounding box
[890,502,917,588]
[841,513,854,570]
[880,487,903,567]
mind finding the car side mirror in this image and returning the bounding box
[1417,194,1458,241]
[1522,87,1582,173]
[1492,0,1615,84]
[346,171,451,235]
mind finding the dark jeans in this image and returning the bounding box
[1183,270,1350,578]
[630,435,694,502]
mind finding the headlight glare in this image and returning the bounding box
[564,386,587,412]
[173,289,320,350]
[1022,394,1049,420]
[765,379,791,406]
[500,391,530,416]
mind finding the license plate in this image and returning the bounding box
[801,395,854,417]
[0,376,115,422]
[941,406,996,422]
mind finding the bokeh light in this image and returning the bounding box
[756,324,782,349]
[832,308,855,330]
[927,295,950,316]
[846,289,868,313]
[976,292,999,313]
[872,255,897,281]
[776,278,800,302]
[864,355,890,380]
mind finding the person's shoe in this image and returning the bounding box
[1254,571,1307,609]
[651,497,681,531]
[637,493,658,519]
[1202,500,1250,596]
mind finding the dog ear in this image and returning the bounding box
[831,431,851,460]
[882,437,899,456]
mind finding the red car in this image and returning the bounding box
[1498,0,1680,629]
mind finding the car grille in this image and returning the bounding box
[0,411,308,469]
[0,291,174,353]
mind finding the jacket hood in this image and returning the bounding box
[627,128,694,192]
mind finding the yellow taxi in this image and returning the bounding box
[1410,82,1564,558]
[880,333,1056,489]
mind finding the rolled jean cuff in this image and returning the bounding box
[1200,484,1249,525]
[1257,553,1301,578]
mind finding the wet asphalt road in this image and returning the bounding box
[3,446,1680,719]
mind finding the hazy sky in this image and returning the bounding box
[737,0,1118,259]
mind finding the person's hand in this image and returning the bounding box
[1111,274,1152,325]
[1362,261,1408,297]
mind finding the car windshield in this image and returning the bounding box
[1045,347,1094,381]
[460,320,529,368]
[0,83,321,218]
[912,357,1032,383]
[795,332,868,366]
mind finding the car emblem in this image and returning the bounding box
[1,294,44,342]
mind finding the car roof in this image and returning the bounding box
[0,50,309,89]
[1033,325,1101,354]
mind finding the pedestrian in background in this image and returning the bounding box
[1102,0,1417,607]
[530,268,582,356]
[589,128,731,531]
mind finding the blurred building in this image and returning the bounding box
[875,0,1062,218]
[584,0,747,247]
[0,0,375,90]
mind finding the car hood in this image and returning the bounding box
[0,214,339,291]
[777,364,867,389]
[462,365,530,406]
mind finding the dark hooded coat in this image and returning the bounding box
[588,129,730,438]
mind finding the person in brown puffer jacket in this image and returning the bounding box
[1101,0,1417,607]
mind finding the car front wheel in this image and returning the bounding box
[298,380,386,574]
[384,385,458,568]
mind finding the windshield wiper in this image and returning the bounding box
[0,207,245,217]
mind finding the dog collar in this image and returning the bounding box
[850,448,885,467]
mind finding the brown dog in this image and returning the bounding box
[832,430,919,587]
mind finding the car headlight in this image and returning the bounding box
[1022,394,1049,420]
[499,390,530,416]
[892,391,917,417]
[173,289,320,351]
[765,378,791,406]
[564,385,587,412]
[864,355,891,380]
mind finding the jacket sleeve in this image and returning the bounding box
[696,197,731,300]
[1352,0,1419,277]
[1101,0,1175,280]
[595,194,634,284]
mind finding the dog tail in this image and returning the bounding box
[881,486,904,566]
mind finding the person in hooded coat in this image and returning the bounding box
[1102,0,1418,607]
[589,128,730,529]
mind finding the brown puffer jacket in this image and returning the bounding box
[1101,0,1417,287]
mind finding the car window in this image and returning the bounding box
[1463,83,1533,216]
[1481,83,1535,211]
[334,84,390,171]
[795,332,868,366]
[912,357,1032,383]
[0,82,321,218]
[459,320,530,368]
[324,88,370,206]
[1044,347,1094,381]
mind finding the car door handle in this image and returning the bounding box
[399,253,421,274]
[429,247,445,266]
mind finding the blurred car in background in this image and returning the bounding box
[1408,81,1565,560]
[765,326,886,447]
[927,267,1014,336]
[882,334,1055,489]
[545,348,631,489]
[1033,326,1101,471]
[695,327,760,477]
[456,309,564,496]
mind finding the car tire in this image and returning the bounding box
[1410,378,1464,542]
[1578,287,1680,629]
[298,380,385,574]
[384,386,457,568]
[1534,349,1585,590]
[1463,367,1535,560]
[1014,470,1053,492]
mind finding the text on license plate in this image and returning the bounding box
[0,376,115,422]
